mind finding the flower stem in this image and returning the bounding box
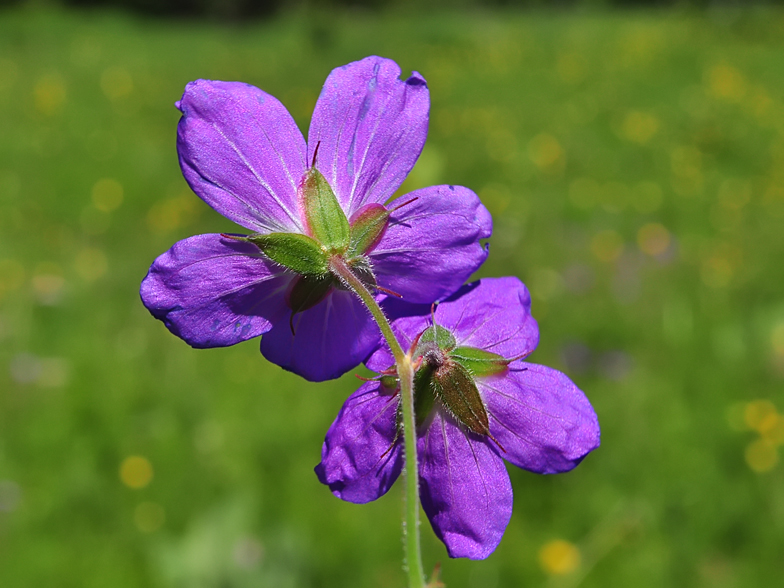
[330,257,426,588]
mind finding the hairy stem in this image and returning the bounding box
[329,257,426,588]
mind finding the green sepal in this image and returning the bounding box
[286,274,334,315]
[349,203,390,256]
[416,325,457,354]
[450,346,510,377]
[432,361,491,437]
[413,366,437,428]
[300,167,350,253]
[249,232,329,276]
[379,374,398,392]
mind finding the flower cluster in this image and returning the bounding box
[140,56,600,559]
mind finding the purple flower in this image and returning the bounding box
[140,57,491,381]
[315,277,600,559]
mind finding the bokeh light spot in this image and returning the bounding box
[32,263,65,306]
[91,178,124,212]
[528,133,565,175]
[744,85,773,121]
[0,259,25,297]
[101,66,134,100]
[725,402,747,432]
[556,52,588,84]
[147,193,201,234]
[479,183,512,215]
[744,400,777,433]
[718,178,751,211]
[74,248,108,282]
[194,421,225,454]
[707,64,746,103]
[37,358,70,388]
[621,110,660,145]
[591,230,624,262]
[745,439,778,473]
[671,146,703,197]
[529,268,564,301]
[539,539,581,575]
[232,536,264,569]
[120,456,154,489]
[700,256,733,289]
[762,415,784,446]
[770,323,784,357]
[34,74,67,116]
[637,223,671,256]
[134,501,165,532]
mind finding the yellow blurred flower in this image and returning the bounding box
[637,223,671,257]
[120,456,154,489]
[591,230,624,263]
[539,539,581,575]
[745,439,778,473]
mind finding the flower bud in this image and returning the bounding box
[348,203,390,256]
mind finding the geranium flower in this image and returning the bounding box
[140,57,491,381]
[315,277,600,559]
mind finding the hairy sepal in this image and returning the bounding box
[349,203,390,256]
[248,232,329,276]
[450,346,510,377]
[416,325,456,354]
[300,167,350,253]
[413,366,437,428]
[432,361,492,438]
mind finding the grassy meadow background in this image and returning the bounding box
[2,4,784,587]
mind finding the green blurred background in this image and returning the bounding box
[2,2,784,587]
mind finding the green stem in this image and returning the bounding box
[330,257,426,588]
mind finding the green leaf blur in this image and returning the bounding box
[1,5,783,588]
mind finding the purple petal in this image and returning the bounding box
[370,185,492,303]
[480,364,600,474]
[177,80,307,233]
[260,290,380,382]
[140,234,290,348]
[438,277,539,359]
[308,56,429,216]
[419,412,513,559]
[315,381,403,503]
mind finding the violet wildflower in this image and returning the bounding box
[140,57,491,381]
[316,277,600,559]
